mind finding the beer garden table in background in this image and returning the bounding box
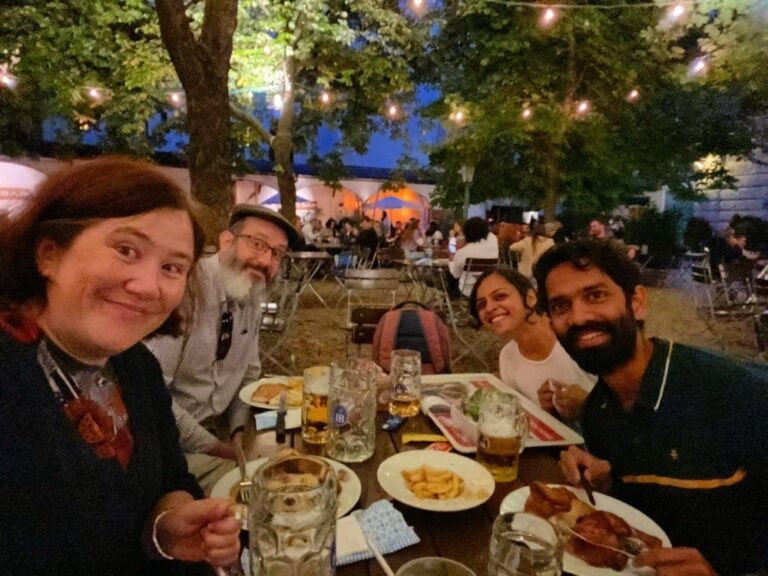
[245,373,567,576]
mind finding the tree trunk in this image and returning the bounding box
[155,0,237,240]
[274,60,298,222]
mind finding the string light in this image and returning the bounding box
[0,72,18,89]
[689,57,707,77]
[575,100,590,116]
[521,106,533,120]
[410,0,427,15]
[273,93,284,110]
[320,91,331,104]
[449,109,467,124]
[668,3,685,20]
[626,89,640,102]
[263,45,272,56]
[539,7,558,28]
[388,104,399,118]
[167,91,186,108]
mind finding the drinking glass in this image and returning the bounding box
[488,512,562,576]
[301,366,330,446]
[396,557,476,576]
[326,358,377,463]
[249,454,337,576]
[477,391,528,482]
[387,349,422,417]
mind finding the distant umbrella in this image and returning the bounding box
[367,196,421,210]
[262,193,314,205]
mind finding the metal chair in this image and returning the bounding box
[347,306,392,358]
[431,267,489,369]
[342,269,401,333]
[259,276,301,375]
[459,257,501,296]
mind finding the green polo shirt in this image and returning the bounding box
[582,338,768,574]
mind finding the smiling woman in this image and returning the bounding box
[468,268,596,422]
[0,157,242,575]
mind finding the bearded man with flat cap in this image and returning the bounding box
[534,240,768,576]
[148,204,299,492]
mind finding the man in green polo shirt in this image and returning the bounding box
[534,240,767,576]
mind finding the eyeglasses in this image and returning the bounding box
[234,233,288,262]
[216,311,234,361]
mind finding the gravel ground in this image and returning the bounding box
[260,275,765,376]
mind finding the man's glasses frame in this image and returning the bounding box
[233,233,288,263]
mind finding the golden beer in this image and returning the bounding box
[388,393,421,417]
[477,433,521,482]
[301,391,328,444]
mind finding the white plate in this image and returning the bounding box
[421,373,584,450]
[377,450,495,512]
[239,377,303,410]
[211,457,362,521]
[500,485,671,576]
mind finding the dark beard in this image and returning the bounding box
[560,314,638,375]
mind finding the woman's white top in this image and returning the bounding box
[498,339,597,405]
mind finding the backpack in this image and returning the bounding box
[372,301,452,375]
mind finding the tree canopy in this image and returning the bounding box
[1,0,421,229]
[420,0,768,221]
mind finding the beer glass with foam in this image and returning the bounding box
[477,391,528,482]
[301,366,330,445]
[388,349,422,417]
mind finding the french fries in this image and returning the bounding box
[401,465,464,500]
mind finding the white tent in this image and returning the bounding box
[0,161,46,217]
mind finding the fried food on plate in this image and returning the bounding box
[524,482,662,570]
[402,465,464,500]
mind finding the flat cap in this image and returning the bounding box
[228,203,300,248]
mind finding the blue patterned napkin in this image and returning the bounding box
[253,409,300,431]
[336,499,420,566]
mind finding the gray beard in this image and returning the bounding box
[220,256,268,306]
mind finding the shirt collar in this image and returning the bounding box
[633,337,672,412]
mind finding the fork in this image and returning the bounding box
[235,444,251,503]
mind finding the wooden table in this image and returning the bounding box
[247,399,566,575]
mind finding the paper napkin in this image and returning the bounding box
[336,499,420,566]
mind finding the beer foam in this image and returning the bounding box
[480,419,518,438]
[304,366,330,394]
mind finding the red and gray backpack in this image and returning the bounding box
[372,301,452,375]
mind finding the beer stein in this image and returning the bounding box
[488,512,562,576]
[249,455,337,576]
[477,391,528,482]
[326,358,377,463]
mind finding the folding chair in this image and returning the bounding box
[290,251,332,307]
[347,306,392,358]
[258,277,300,375]
[342,269,400,333]
[459,257,501,296]
[431,267,490,369]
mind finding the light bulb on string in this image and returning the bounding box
[689,57,707,77]
[273,93,284,110]
[575,100,590,116]
[539,7,558,29]
[88,88,100,99]
[263,45,272,56]
[167,91,186,108]
[388,104,399,119]
[320,91,331,105]
[0,72,18,89]
[626,89,640,102]
[521,106,533,120]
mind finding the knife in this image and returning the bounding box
[578,464,597,506]
[275,391,287,444]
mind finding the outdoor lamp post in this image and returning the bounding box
[460,164,475,220]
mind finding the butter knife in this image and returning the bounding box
[275,391,287,444]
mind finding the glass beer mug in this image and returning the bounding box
[249,455,338,576]
[477,391,529,482]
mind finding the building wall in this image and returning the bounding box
[692,153,768,231]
